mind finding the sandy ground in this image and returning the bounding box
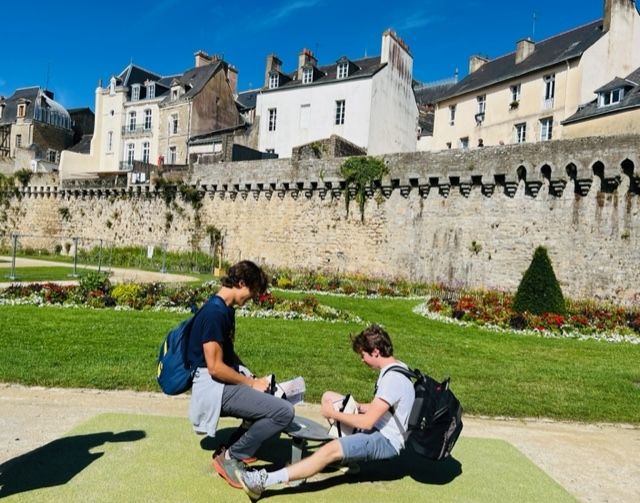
[0,256,198,287]
[0,384,638,503]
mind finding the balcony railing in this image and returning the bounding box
[121,124,153,137]
[542,98,554,110]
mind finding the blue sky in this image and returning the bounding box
[0,0,630,110]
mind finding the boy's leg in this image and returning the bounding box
[286,439,344,481]
[221,384,294,460]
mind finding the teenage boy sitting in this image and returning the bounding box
[187,260,295,489]
[237,324,415,499]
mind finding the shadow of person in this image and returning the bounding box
[0,430,146,498]
[260,449,463,499]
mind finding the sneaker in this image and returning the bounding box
[237,468,268,501]
[212,447,245,489]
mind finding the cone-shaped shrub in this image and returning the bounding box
[513,246,566,315]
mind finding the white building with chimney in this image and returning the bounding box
[255,30,418,158]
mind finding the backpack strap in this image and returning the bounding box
[375,365,416,437]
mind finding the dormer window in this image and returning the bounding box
[131,84,140,101]
[171,88,179,100]
[337,62,349,79]
[269,72,279,89]
[147,83,155,99]
[599,88,624,107]
[0,103,4,119]
[17,103,27,118]
[302,67,313,84]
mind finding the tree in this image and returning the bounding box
[513,246,566,315]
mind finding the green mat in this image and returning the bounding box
[0,413,575,502]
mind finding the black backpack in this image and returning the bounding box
[382,366,463,460]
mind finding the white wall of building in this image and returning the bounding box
[256,78,374,157]
[368,33,418,154]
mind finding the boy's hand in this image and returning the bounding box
[251,376,270,392]
[321,400,336,420]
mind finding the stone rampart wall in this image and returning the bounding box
[2,135,640,304]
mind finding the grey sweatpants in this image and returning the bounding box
[221,383,294,460]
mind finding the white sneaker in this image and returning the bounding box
[236,467,268,500]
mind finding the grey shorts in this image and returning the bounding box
[338,431,399,463]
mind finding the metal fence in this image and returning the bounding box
[0,232,223,281]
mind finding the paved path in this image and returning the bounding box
[0,384,638,503]
[0,256,198,287]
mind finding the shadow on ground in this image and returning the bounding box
[0,430,145,498]
[200,426,462,498]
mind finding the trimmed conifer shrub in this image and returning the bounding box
[513,246,567,315]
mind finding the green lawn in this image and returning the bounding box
[0,295,639,423]
[0,266,96,282]
[0,413,575,502]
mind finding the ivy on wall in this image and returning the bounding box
[339,156,388,222]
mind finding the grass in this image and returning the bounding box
[0,294,639,423]
[0,413,575,502]
[0,266,95,282]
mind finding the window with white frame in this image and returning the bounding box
[515,122,527,143]
[268,73,279,89]
[0,104,4,119]
[168,146,177,164]
[302,67,313,84]
[477,95,486,114]
[599,88,624,107]
[142,141,150,163]
[268,108,277,131]
[131,84,140,101]
[543,74,555,108]
[335,100,345,125]
[106,131,113,152]
[510,84,521,103]
[540,117,553,141]
[128,111,136,131]
[147,83,155,99]
[337,62,349,79]
[15,134,21,148]
[299,104,310,128]
[171,114,178,134]
[171,88,179,100]
[144,109,152,130]
[127,143,135,164]
[449,105,456,125]
[459,137,469,149]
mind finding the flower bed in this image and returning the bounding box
[0,277,359,323]
[416,289,640,344]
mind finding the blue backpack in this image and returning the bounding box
[156,306,202,395]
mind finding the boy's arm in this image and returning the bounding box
[321,397,390,431]
[204,341,269,391]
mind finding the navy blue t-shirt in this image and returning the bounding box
[187,295,239,370]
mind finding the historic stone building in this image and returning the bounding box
[255,30,418,158]
[432,0,640,150]
[0,87,74,173]
[60,51,242,179]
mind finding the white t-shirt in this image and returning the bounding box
[373,361,415,453]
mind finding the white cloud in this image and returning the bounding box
[256,0,322,28]
[392,13,440,32]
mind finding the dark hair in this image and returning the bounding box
[221,260,268,295]
[351,324,393,357]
